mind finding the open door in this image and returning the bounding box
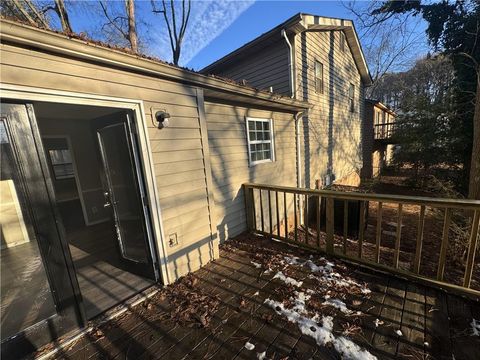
[94,112,156,278]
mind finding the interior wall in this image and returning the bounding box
[37,117,110,224]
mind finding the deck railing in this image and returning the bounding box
[243,183,480,298]
[374,122,395,140]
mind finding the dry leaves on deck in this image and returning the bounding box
[159,273,220,328]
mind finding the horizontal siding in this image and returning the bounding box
[210,41,291,96]
[0,44,215,282]
[294,30,364,187]
[205,102,297,241]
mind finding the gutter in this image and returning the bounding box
[0,20,309,112]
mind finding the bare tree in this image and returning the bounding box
[5,0,50,28]
[343,1,425,97]
[99,0,138,52]
[42,0,72,32]
[151,0,191,65]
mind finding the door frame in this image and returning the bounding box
[1,83,171,285]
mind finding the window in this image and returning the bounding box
[340,31,346,52]
[314,61,324,94]
[246,117,275,165]
[348,84,355,112]
[48,148,75,180]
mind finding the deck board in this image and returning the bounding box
[36,235,480,360]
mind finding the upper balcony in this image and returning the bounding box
[374,121,396,142]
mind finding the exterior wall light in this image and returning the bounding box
[155,110,171,129]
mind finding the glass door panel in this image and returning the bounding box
[0,119,56,340]
[95,117,154,279]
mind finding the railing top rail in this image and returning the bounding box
[243,183,480,209]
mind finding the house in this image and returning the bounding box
[362,99,397,178]
[201,13,372,188]
[0,19,308,357]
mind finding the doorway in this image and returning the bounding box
[34,102,157,319]
[0,100,159,356]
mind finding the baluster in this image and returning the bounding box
[294,193,298,243]
[284,192,288,239]
[259,189,265,233]
[393,203,403,268]
[437,208,452,281]
[276,191,280,236]
[268,190,273,236]
[375,202,383,263]
[413,205,426,274]
[326,197,334,254]
[343,200,348,254]
[463,210,480,288]
[317,195,321,248]
[358,201,366,258]
[305,194,309,245]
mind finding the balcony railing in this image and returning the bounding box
[243,183,480,298]
[374,122,395,140]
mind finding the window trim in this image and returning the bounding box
[245,117,275,166]
[314,60,324,94]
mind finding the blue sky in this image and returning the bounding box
[65,0,428,72]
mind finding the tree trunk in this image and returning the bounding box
[54,0,72,32]
[468,70,480,200]
[126,0,138,52]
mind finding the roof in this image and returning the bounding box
[200,13,372,86]
[0,19,309,113]
[366,99,396,116]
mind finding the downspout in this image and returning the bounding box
[284,28,304,224]
[281,29,295,98]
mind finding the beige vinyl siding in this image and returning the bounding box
[211,41,291,96]
[205,102,297,241]
[295,30,363,187]
[0,44,215,282]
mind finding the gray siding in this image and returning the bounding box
[295,30,364,188]
[205,102,297,241]
[210,41,291,96]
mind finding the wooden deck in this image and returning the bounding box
[38,235,480,360]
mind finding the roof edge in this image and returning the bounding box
[0,19,309,112]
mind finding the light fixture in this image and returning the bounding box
[155,110,171,129]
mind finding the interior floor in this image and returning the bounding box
[60,200,153,319]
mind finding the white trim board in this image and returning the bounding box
[0,84,170,285]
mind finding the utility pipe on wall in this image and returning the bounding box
[295,111,304,224]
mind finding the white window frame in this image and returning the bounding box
[340,31,346,52]
[245,117,275,166]
[314,60,324,94]
[349,83,355,112]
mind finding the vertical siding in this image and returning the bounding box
[204,102,297,241]
[208,41,291,96]
[295,30,364,188]
[0,44,216,282]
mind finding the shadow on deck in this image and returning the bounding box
[37,234,479,360]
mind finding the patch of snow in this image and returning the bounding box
[253,291,259,296]
[471,318,480,336]
[244,342,255,350]
[273,271,303,287]
[323,298,352,314]
[264,297,377,360]
[257,351,266,360]
[284,256,302,265]
[251,261,262,268]
[374,319,384,328]
[424,342,429,347]
[396,330,403,336]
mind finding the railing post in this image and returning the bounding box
[413,205,426,274]
[244,185,255,232]
[463,210,480,288]
[326,197,334,254]
[375,202,383,263]
[393,203,403,268]
[358,201,366,259]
